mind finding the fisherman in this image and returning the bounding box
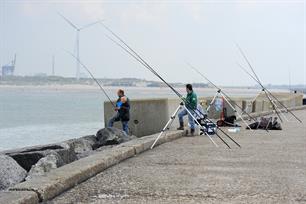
[177,84,198,135]
[108,89,130,135]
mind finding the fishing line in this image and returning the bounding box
[101,25,241,148]
[65,50,116,108]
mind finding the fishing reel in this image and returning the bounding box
[199,119,217,135]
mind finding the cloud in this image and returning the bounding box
[119,2,168,25]
[19,1,105,21]
[20,1,48,17]
[72,2,105,21]
[183,2,206,22]
[18,1,207,27]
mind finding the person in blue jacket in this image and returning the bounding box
[108,89,130,134]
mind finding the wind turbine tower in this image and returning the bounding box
[58,13,101,80]
[52,55,55,76]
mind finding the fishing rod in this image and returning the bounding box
[101,23,182,98]
[236,44,302,123]
[186,63,268,132]
[236,44,297,122]
[65,50,116,108]
[104,34,227,147]
[105,34,233,148]
[104,35,183,99]
[236,44,285,122]
[236,43,263,86]
[104,34,236,149]
[237,63,284,122]
[186,63,258,123]
[101,24,241,148]
[265,86,302,123]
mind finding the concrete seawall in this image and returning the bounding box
[104,92,303,137]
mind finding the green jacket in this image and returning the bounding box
[185,91,197,110]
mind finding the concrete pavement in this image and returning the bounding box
[51,110,306,204]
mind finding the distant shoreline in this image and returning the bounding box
[0,84,292,98]
[0,76,303,91]
[0,84,261,91]
[0,84,102,91]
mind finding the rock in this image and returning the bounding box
[95,128,131,149]
[73,136,96,154]
[75,150,95,159]
[8,152,44,172]
[6,144,77,171]
[96,145,115,152]
[26,151,64,181]
[63,135,97,155]
[56,143,78,164]
[0,155,27,190]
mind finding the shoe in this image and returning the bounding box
[177,122,184,130]
[190,128,195,136]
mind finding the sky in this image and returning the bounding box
[0,0,305,86]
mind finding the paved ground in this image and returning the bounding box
[51,110,306,204]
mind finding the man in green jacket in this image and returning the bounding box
[177,84,197,135]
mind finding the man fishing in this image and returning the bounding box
[108,89,130,134]
[177,84,198,135]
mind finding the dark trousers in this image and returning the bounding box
[108,112,129,135]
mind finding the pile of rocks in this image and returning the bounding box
[0,127,135,190]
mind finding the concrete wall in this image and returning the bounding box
[104,93,303,137]
[199,97,236,119]
[246,92,303,113]
[104,98,170,137]
[104,97,237,137]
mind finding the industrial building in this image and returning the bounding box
[1,54,16,76]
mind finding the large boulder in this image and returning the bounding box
[26,151,64,181]
[0,155,27,190]
[56,143,78,164]
[94,128,131,149]
[6,144,77,171]
[63,135,97,155]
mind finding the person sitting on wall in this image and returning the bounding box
[177,84,198,136]
[108,89,130,135]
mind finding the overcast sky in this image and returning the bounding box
[0,0,305,86]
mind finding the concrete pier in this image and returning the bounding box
[51,109,306,203]
[1,94,304,203]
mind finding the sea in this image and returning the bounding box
[0,86,285,151]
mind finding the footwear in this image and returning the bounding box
[177,122,184,130]
[190,128,195,136]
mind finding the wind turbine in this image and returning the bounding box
[58,12,102,80]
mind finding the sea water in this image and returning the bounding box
[0,86,264,151]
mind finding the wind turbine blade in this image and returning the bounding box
[79,19,104,30]
[73,33,78,54]
[57,12,79,30]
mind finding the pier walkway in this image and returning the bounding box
[51,110,306,203]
